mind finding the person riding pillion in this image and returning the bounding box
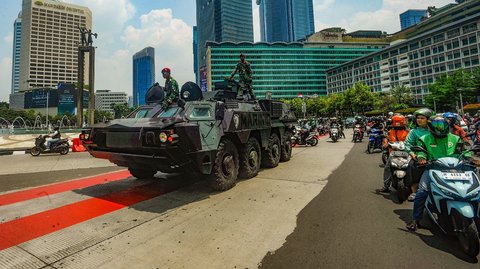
[229,53,255,99]
[406,116,480,231]
[161,67,179,108]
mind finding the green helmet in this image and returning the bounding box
[428,116,449,138]
[414,108,433,119]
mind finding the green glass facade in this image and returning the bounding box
[207,42,383,99]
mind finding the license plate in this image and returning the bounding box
[442,172,472,181]
[391,151,408,157]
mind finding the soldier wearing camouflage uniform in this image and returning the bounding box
[161,67,179,108]
[230,53,255,99]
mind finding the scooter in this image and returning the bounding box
[30,135,69,156]
[411,145,480,257]
[387,142,411,203]
[352,124,363,143]
[330,127,339,142]
[291,129,318,147]
[367,128,383,153]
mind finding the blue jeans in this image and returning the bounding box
[412,170,431,221]
[47,138,59,150]
[383,157,392,188]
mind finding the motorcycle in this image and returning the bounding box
[367,128,383,153]
[387,142,411,203]
[291,129,318,147]
[352,124,363,143]
[30,135,69,156]
[411,145,480,257]
[330,127,339,142]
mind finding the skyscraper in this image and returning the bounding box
[133,47,155,107]
[195,0,254,83]
[400,9,427,30]
[19,0,92,92]
[11,12,22,94]
[257,0,315,42]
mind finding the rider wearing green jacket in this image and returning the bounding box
[407,116,479,231]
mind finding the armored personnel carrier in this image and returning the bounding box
[80,80,296,191]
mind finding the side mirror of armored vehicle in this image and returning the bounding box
[181,82,203,102]
[145,83,165,104]
[215,102,225,120]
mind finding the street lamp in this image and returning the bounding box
[432,97,437,112]
[458,88,464,115]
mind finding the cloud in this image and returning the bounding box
[315,0,453,33]
[3,33,13,44]
[0,57,12,102]
[117,9,194,94]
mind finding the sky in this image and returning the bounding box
[0,0,454,102]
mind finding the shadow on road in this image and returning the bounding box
[394,209,478,264]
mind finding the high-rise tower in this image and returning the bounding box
[133,47,155,107]
[11,12,22,94]
[195,0,253,85]
[257,0,315,42]
[19,0,92,92]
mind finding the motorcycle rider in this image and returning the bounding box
[46,126,61,150]
[443,112,471,144]
[404,108,433,202]
[376,114,409,193]
[406,116,480,231]
[329,117,344,138]
[353,116,365,137]
[406,114,415,130]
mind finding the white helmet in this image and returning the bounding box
[388,111,394,117]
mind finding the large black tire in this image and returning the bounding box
[367,141,375,154]
[128,168,156,179]
[396,180,408,204]
[208,139,239,191]
[30,147,41,156]
[239,137,261,179]
[309,137,319,146]
[331,135,338,143]
[59,145,69,155]
[456,216,480,258]
[280,132,293,162]
[262,133,281,168]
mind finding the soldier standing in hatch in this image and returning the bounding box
[161,67,179,108]
[229,53,255,99]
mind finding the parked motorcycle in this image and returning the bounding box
[30,135,69,156]
[387,142,411,203]
[291,130,318,147]
[352,124,363,143]
[367,128,383,153]
[411,145,480,257]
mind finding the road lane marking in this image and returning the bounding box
[0,170,130,206]
[0,181,181,251]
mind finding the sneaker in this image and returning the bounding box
[375,187,391,193]
[406,220,421,231]
[407,193,416,202]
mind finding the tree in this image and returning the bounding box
[111,103,132,119]
[94,110,113,123]
[389,85,415,106]
[342,83,378,114]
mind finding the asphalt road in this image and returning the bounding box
[259,141,479,269]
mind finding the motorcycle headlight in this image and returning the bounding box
[391,162,398,168]
[401,163,409,169]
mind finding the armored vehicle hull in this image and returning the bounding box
[81,82,296,191]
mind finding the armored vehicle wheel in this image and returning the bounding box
[209,139,239,191]
[239,137,261,179]
[128,168,156,179]
[262,133,281,168]
[280,132,292,162]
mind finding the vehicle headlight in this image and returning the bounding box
[401,163,409,169]
[183,91,190,99]
[159,132,168,143]
[391,162,398,168]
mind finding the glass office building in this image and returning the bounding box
[257,0,314,42]
[133,47,155,107]
[206,31,387,99]
[196,0,253,78]
[11,12,22,94]
[400,9,427,30]
[327,12,480,103]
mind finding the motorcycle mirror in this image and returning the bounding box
[470,145,480,153]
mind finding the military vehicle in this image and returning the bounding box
[80,80,296,191]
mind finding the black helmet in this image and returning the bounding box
[414,108,433,119]
[53,125,60,131]
[428,116,449,138]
